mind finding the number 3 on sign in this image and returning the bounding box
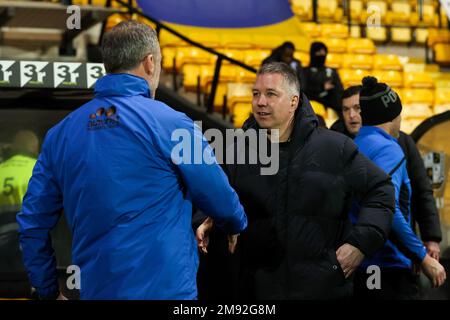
[86,63,105,88]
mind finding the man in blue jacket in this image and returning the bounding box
[352,77,446,299]
[16,21,247,300]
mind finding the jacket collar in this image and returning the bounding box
[358,126,397,142]
[94,73,152,98]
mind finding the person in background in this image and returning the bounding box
[0,130,39,298]
[262,41,305,87]
[331,85,443,263]
[350,77,446,299]
[303,41,343,115]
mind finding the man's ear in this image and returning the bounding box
[291,95,299,112]
[143,54,155,76]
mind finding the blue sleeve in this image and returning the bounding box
[372,145,427,262]
[159,114,247,234]
[16,133,63,298]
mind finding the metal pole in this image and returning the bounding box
[312,0,318,23]
[207,57,222,113]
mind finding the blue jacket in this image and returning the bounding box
[353,126,427,269]
[17,74,247,300]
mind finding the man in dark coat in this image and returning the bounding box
[196,62,395,299]
[331,85,442,260]
[303,41,344,115]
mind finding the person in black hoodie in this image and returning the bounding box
[303,41,344,115]
[331,85,442,261]
[195,62,395,300]
[262,41,305,88]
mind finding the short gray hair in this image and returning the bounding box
[258,62,300,97]
[101,21,161,73]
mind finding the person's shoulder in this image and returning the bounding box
[311,127,357,155]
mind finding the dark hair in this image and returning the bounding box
[342,85,362,100]
[281,41,295,51]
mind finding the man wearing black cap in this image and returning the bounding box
[303,41,343,114]
[352,76,446,299]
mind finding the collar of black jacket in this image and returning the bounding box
[242,93,318,150]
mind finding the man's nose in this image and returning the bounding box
[256,94,267,107]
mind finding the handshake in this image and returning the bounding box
[195,217,239,254]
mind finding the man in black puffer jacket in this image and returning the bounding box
[196,62,395,300]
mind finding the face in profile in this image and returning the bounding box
[252,73,297,131]
[342,93,362,136]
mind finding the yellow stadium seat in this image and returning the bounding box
[325,53,343,69]
[401,118,425,134]
[389,1,412,25]
[252,35,283,50]
[318,0,343,22]
[403,72,434,88]
[349,0,364,22]
[236,69,257,83]
[372,70,403,88]
[292,0,313,21]
[210,83,229,112]
[342,54,374,70]
[340,69,372,88]
[427,29,450,47]
[232,100,253,128]
[190,33,221,48]
[320,24,349,39]
[175,47,212,70]
[317,38,347,53]
[347,38,376,54]
[159,30,188,47]
[310,100,327,118]
[391,27,412,43]
[300,23,322,38]
[434,87,450,114]
[294,51,310,66]
[162,47,177,72]
[434,43,450,66]
[182,64,201,92]
[105,13,128,31]
[244,50,271,68]
[414,4,439,27]
[373,54,403,71]
[202,64,238,90]
[366,26,388,42]
[227,83,253,105]
[350,26,362,38]
[400,88,434,106]
[364,1,388,23]
[220,34,253,49]
[414,28,429,44]
[219,49,245,65]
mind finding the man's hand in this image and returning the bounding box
[195,217,214,254]
[424,241,440,261]
[57,293,68,300]
[228,234,239,254]
[336,243,364,278]
[421,254,447,288]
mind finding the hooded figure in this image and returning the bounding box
[303,41,344,115]
[262,41,305,88]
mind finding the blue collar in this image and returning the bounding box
[358,126,398,142]
[94,73,152,98]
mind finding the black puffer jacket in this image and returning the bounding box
[219,95,394,299]
[397,132,442,242]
